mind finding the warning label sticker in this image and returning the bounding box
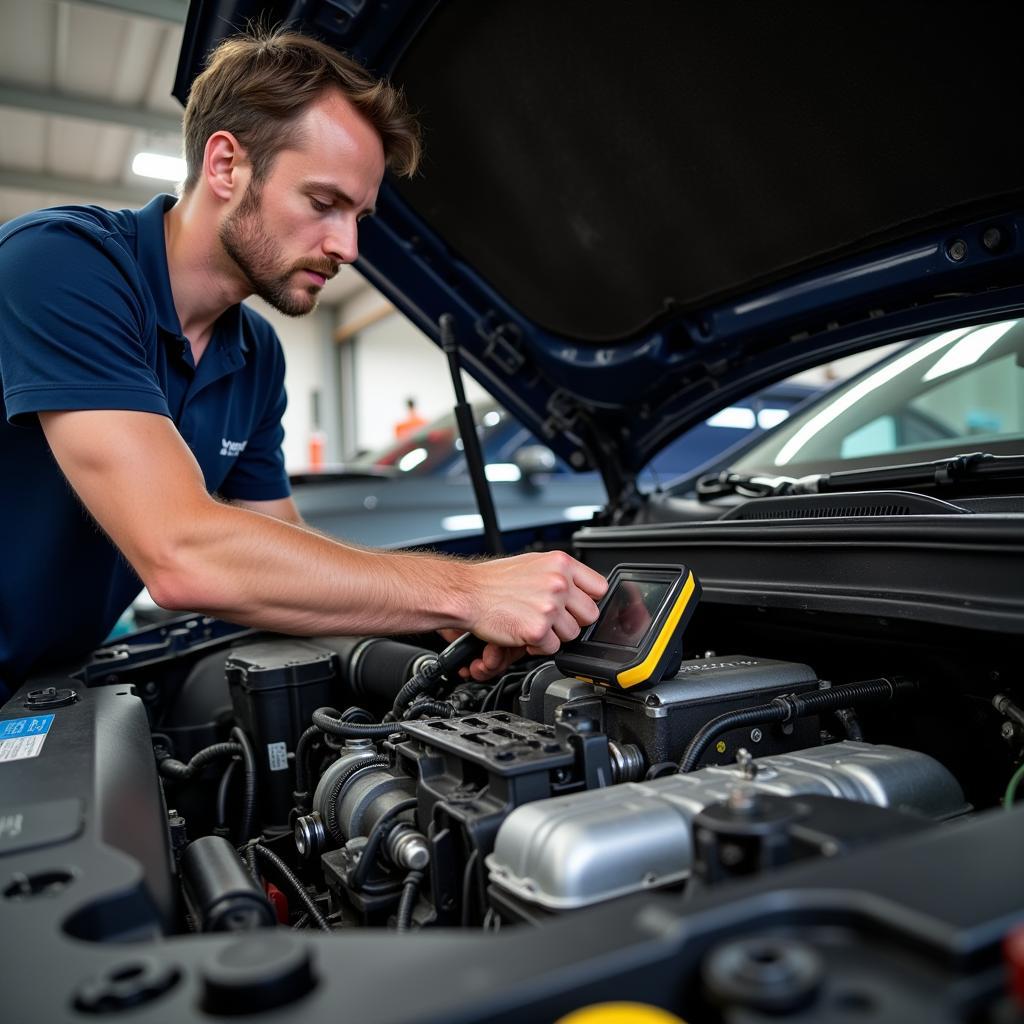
[267,741,288,772]
[0,715,55,764]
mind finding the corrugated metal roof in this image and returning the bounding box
[0,0,364,303]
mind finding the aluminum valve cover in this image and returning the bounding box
[486,742,968,911]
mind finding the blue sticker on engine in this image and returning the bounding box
[0,715,55,763]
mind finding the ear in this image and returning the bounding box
[202,131,250,202]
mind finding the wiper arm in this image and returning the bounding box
[698,452,1024,501]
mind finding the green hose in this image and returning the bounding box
[1003,761,1024,809]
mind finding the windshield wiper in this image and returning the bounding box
[696,452,1024,501]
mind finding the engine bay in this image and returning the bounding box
[3,547,1024,1022]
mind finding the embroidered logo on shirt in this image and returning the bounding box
[220,438,248,457]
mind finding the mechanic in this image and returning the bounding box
[0,30,607,702]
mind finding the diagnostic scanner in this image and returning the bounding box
[555,563,701,690]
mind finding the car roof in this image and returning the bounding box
[176,2,1024,491]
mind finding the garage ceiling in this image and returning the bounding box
[0,0,363,304]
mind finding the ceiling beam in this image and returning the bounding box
[70,0,188,23]
[0,81,181,133]
[0,168,163,207]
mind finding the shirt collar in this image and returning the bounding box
[134,193,250,354]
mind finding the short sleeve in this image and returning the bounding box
[217,332,291,501]
[0,220,169,426]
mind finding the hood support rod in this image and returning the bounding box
[440,313,504,556]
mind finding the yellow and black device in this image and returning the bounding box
[555,563,701,690]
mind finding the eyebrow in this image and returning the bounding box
[305,181,376,217]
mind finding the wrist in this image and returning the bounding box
[437,558,478,632]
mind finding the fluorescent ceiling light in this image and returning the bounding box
[132,152,186,182]
[922,320,1016,382]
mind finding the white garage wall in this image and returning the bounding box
[340,290,490,455]
[244,297,340,471]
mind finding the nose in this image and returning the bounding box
[324,216,359,265]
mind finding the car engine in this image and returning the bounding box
[5,547,1024,1022]
[68,602,1006,938]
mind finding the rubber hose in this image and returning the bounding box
[678,677,914,772]
[158,741,242,780]
[216,757,238,830]
[230,726,258,842]
[251,843,330,932]
[396,869,424,932]
[323,756,392,845]
[312,706,397,739]
[349,798,418,892]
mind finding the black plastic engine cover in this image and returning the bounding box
[0,677,174,942]
[527,655,821,767]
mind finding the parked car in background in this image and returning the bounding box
[292,381,817,547]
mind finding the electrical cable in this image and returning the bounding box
[249,842,330,932]
[293,725,321,809]
[215,757,238,833]
[349,798,418,892]
[395,869,424,932]
[158,741,241,780]
[460,848,479,927]
[404,698,456,719]
[230,726,258,842]
[678,677,916,772]
[312,706,397,739]
[1004,761,1024,809]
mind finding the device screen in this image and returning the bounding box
[589,580,670,648]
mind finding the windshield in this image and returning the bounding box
[731,319,1024,475]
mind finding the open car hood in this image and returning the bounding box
[176,1,1024,500]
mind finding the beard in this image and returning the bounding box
[218,183,334,317]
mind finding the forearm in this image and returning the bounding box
[151,500,475,636]
[39,409,607,657]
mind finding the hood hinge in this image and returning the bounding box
[475,314,525,374]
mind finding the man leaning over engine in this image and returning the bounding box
[0,29,607,701]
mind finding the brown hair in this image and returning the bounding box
[182,28,421,192]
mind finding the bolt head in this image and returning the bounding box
[1002,722,1016,740]
[982,226,1004,251]
[947,238,968,262]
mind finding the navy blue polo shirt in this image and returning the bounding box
[0,194,291,698]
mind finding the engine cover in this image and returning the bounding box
[486,741,968,912]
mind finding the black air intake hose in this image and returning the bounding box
[678,677,916,773]
[315,637,436,706]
